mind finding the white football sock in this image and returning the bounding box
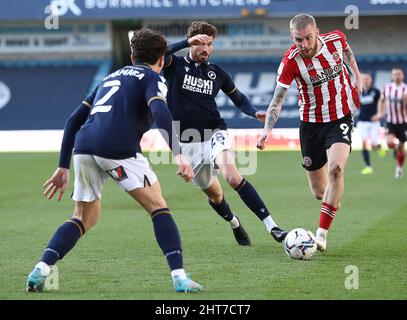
[263,216,277,233]
[229,216,240,229]
[171,269,187,281]
[35,261,51,277]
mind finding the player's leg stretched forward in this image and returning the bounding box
[313,143,350,252]
[214,149,287,243]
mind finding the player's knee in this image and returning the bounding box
[313,190,324,200]
[225,173,242,189]
[208,193,223,204]
[387,140,396,149]
[72,214,97,232]
[328,163,343,181]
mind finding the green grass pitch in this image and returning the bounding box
[0,151,406,300]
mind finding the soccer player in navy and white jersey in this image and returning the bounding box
[357,72,386,175]
[26,29,203,293]
[377,68,407,178]
[163,21,287,246]
[257,14,363,252]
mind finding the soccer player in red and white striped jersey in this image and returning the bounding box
[257,14,363,252]
[376,68,407,178]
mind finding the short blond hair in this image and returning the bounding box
[289,14,316,32]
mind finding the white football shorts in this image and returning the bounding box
[357,121,380,145]
[180,130,234,190]
[72,153,158,202]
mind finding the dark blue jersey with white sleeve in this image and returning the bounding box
[358,87,381,122]
[73,65,168,159]
[164,40,258,142]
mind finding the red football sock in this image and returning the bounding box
[396,151,405,167]
[319,202,337,230]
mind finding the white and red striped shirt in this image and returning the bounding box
[276,30,360,123]
[382,82,407,124]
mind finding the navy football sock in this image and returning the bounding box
[40,218,85,265]
[362,149,371,167]
[151,208,183,271]
[208,197,234,222]
[234,178,270,220]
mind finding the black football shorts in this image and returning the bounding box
[300,114,353,171]
[386,122,407,142]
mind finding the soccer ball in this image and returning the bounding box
[283,228,317,260]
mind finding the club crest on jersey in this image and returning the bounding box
[208,71,216,80]
[332,51,340,62]
[106,166,128,182]
[306,64,315,71]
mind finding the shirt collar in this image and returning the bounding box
[133,63,152,69]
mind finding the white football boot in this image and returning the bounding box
[314,228,327,252]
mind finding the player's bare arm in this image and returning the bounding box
[343,45,363,93]
[256,85,288,150]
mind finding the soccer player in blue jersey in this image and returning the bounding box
[358,72,386,175]
[26,29,203,293]
[163,21,287,246]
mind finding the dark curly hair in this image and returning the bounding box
[130,28,167,65]
[186,21,217,39]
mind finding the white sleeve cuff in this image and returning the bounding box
[276,81,291,89]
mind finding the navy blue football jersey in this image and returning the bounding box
[74,65,167,159]
[163,54,236,142]
[358,87,381,122]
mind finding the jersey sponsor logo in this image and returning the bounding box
[208,71,216,80]
[184,66,190,72]
[182,74,213,95]
[106,166,128,182]
[309,64,342,87]
[360,92,375,105]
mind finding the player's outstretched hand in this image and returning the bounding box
[174,154,194,182]
[188,34,211,46]
[256,131,270,150]
[43,167,69,201]
[255,111,266,123]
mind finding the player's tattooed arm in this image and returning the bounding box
[264,85,288,131]
[257,85,287,150]
[343,46,362,93]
